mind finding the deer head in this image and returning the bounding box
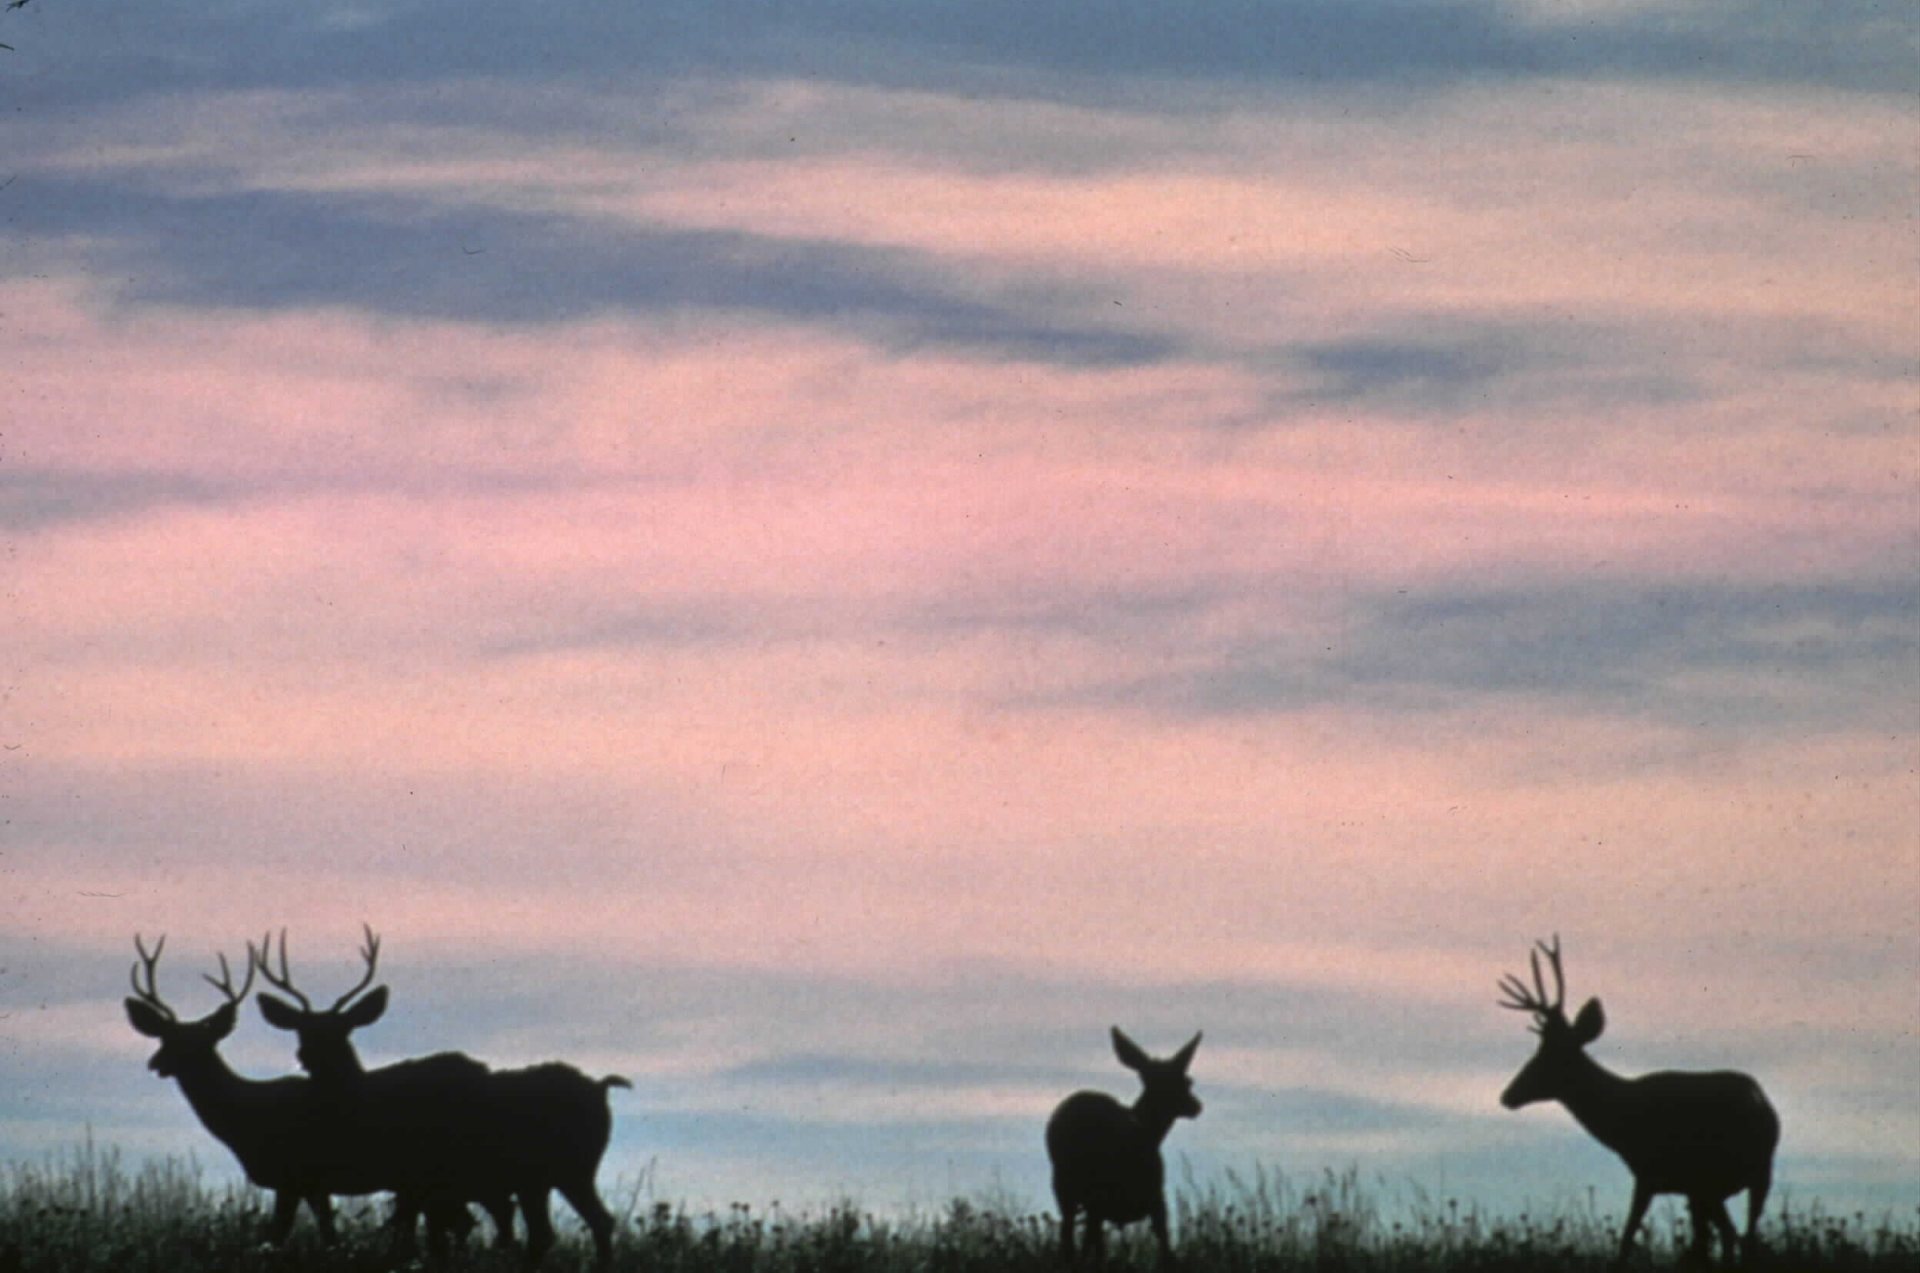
[124,935,258,1077]
[254,925,388,1080]
[1497,935,1606,1108]
[1113,1026,1203,1124]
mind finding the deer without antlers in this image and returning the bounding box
[1498,936,1779,1268]
[255,926,631,1268]
[1046,1027,1203,1266]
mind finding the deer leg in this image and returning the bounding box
[306,1194,337,1245]
[421,1200,452,1266]
[265,1190,302,1244]
[1615,1180,1653,1270]
[559,1179,617,1268]
[387,1194,420,1260]
[425,1199,476,1262]
[1742,1170,1772,1265]
[1706,1198,1739,1265]
[1085,1212,1107,1266]
[426,1225,448,1265]
[482,1192,518,1249]
[1684,1196,1714,1266]
[1150,1195,1177,1267]
[1051,1188,1076,1263]
[520,1187,556,1268]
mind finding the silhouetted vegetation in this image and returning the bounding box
[3,1144,1915,1271]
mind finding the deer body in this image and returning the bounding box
[1518,1062,1777,1199]
[256,928,628,1268]
[1498,938,1778,1267]
[1047,1091,1174,1228]
[123,937,479,1246]
[295,1050,510,1222]
[1046,1028,1202,1265]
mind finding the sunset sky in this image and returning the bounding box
[1,0,1915,1230]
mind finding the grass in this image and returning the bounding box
[1,1142,1914,1271]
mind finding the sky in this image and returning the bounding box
[1,0,1916,1235]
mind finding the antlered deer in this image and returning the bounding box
[1498,936,1779,1267]
[255,926,630,1268]
[1046,1027,1202,1265]
[121,935,478,1253]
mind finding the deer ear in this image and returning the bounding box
[257,993,306,1031]
[206,1001,238,1039]
[126,999,169,1037]
[1171,1031,1202,1073]
[1111,1026,1152,1072]
[1572,997,1605,1044]
[341,985,388,1029]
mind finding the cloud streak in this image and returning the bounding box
[11,0,1914,115]
[1100,579,1920,730]
[8,178,1173,364]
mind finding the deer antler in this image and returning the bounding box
[257,929,315,1011]
[1498,934,1567,1021]
[129,934,177,1022]
[202,942,258,1007]
[1535,934,1565,1014]
[329,923,381,1012]
[257,925,381,1013]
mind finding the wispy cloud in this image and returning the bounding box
[8,177,1172,363]
[1098,580,1920,730]
[0,469,226,531]
[1279,321,1696,414]
[13,0,1912,114]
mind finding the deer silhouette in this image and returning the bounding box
[121,935,479,1253]
[1498,936,1779,1268]
[254,926,630,1268]
[1046,1027,1202,1266]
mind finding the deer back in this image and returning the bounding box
[1047,1090,1162,1183]
[1601,1069,1780,1189]
[470,1062,627,1180]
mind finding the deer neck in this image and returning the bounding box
[171,1052,272,1160]
[315,1045,366,1082]
[1552,1051,1640,1154]
[1129,1095,1181,1147]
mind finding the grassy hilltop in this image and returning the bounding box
[1,1143,1913,1272]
